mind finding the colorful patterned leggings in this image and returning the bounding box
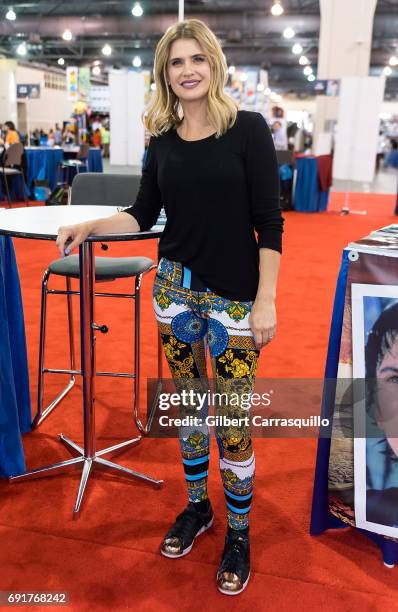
[153,257,259,530]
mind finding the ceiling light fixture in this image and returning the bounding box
[16,42,27,56]
[92,65,101,76]
[132,55,142,67]
[62,29,72,41]
[389,55,398,66]
[299,55,309,65]
[283,27,295,39]
[131,2,143,17]
[102,43,112,56]
[57,57,65,66]
[6,7,16,20]
[150,82,156,91]
[303,66,313,76]
[93,60,101,66]
[228,65,236,75]
[307,74,315,82]
[271,1,284,16]
[257,83,265,92]
[292,43,303,55]
[383,66,392,76]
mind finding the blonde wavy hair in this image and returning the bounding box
[145,19,238,138]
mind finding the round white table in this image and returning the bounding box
[0,206,164,515]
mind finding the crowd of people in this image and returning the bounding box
[27,117,110,156]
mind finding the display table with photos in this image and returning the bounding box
[311,223,398,566]
[0,206,163,514]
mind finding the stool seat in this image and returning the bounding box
[0,167,22,175]
[61,159,86,167]
[48,255,154,280]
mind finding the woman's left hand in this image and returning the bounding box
[249,299,277,350]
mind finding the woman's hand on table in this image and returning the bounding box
[56,221,93,257]
[249,298,277,350]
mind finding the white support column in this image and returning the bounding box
[0,59,17,127]
[127,71,146,166]
[318,0,377,79]
[179,0,184,22]
[333,76,385,182]
[314,0,378,157]
[109,70,128,166]
[109,69,146,167]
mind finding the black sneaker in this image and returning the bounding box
[160,501,214,558]
[217,528,250,595]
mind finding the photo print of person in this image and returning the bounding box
[352,283,398,537]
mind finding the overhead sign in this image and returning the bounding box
[78,66,91,101]
[17,84,41,99]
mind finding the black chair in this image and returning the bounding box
[33,172,158,431]
[0,143,28,207]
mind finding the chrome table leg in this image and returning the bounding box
[10,240,163,517]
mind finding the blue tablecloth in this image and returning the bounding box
[26,148,103,193]
[310,251,398,565]
[87,149,103,173]
[26,148,64,192]
[0,148,104,202]
[0,235,31,477]
[294,157,329,212]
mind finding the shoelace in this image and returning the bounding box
[222,535,248,569]
[168,506,205,542]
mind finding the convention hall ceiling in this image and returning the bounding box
[0,0,397,96]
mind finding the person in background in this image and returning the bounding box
[47,129,55,147]
[100,125,110,158]
[54,124,62,146]
[62,126,75,145]
[384,140,398,170]
[271,120,288,150]
[30,128,40,146]
[91,116,102,132]
[92,128,102,148]
[4,121,20,147]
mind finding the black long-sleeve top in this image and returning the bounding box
[124,110,284,301]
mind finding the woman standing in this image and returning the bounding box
[56,19,283,595]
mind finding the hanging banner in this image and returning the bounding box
[78,66,91,102]
[66,66,79,101]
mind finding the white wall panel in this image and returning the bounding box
[109,70,128,165]
[333,76,385,183]
[127,71,145,166]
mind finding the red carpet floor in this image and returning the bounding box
[1,193,398,611]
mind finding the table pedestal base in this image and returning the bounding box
[9,434,164,516]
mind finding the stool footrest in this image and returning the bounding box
[43,368,135,378]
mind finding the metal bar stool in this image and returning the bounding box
[55,143,90,186]
[33,173,163,434]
